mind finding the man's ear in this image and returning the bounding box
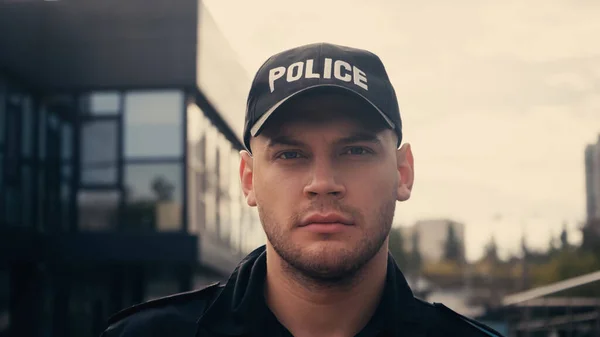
[396,143,414,202]
[239,150,257,206]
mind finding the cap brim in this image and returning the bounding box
[250,84,395,137]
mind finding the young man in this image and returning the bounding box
[102,43,504,337]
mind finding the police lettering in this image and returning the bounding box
[268,58,368,93]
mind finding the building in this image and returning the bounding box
[400,219,466,263]
[476,270,600,337]
[0,1,265,336]
[585,134,600,222]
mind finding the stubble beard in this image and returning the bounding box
[257,197,396,288]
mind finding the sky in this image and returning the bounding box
[202,0,600,261]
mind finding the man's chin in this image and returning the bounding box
[290,245,361,279]
[300,241,355,259]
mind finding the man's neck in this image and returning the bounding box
[264,246,389,337]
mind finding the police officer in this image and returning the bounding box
[102,43,504,337]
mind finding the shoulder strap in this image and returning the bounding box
[107,282,222,325]
[433,303,505,337]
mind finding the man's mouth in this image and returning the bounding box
[299,213,354,233]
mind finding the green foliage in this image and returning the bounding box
[531,247,600,297]
[581,218,600,253]
[559,224,569,249]
[484,236,498,261]
[443,224,461,262]
[152,176,175,201]
[388,228,408,270]
[410,230,422,272]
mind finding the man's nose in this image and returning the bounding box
[303,158,346,199]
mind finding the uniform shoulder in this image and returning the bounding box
[413,298,505,337]
[102,282,223,337]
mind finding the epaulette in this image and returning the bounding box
[107,282,222,326]
[433,303,504,337]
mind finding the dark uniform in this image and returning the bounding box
[101,246,504,337]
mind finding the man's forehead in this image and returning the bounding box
[264,121,381,142]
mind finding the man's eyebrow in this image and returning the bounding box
[266,135,306,148]
[265,131,382,149]
[336,132,382,145]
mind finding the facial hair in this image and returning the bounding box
[257,193,396,287]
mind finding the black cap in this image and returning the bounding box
[243,42,402,152]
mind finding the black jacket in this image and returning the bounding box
[101,246,504,337]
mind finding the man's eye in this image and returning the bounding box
[344,147,369,155]
[278,151,301,159]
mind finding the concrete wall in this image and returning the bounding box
[585,135,600,221]
[400,219,466,263]
[0,0,198,90]
[196,2,250,140]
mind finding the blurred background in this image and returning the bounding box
[0,0,599,336]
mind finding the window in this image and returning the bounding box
[186,103,207,232]
[78,191,119,231]
[8,93,20,106]
[85,92,120,115]
[0,78,5,147]
[21,96,33,158]
[229,149,242,252]
[61,180,72,229]
[124,163,182,232]
[80,120,118,185]
[186,103,205,167]
[187,165,197,234]
[61,123,72,161]
[4,186,18,227]
[194,170,206,233]
[37,168,45,229]
[21,166,33,227]
[124,91,183,158]
[38,105,47,160]
[195,114,208,167]
[5,104,20,180]
[204,125,218,234]
[218,134,231,243]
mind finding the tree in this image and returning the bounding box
[483,235,499,262]
[547,234,558,256]
[443,224,461,262]
[532,249,600,296]
[560,222,569,250]
[388,228,407,269]
[581,218,600,253]
[409,230,422,272]
[520,235,531,290]
[151,176,175,201]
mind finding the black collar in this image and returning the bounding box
[197,245,423,337]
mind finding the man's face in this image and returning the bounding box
[240,92,414,282]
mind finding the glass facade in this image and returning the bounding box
[0,77,266,337]
[80,120,118,185]
[1,2,266,336]
[186,101,264,255]
[0,78,265,247]
[0,86,191,233]
[124,162,183,232]
[124,91,183,158]
[195,1,265,254]
[1,80,38,230]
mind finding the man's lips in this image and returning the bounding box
[299,213,354,227]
